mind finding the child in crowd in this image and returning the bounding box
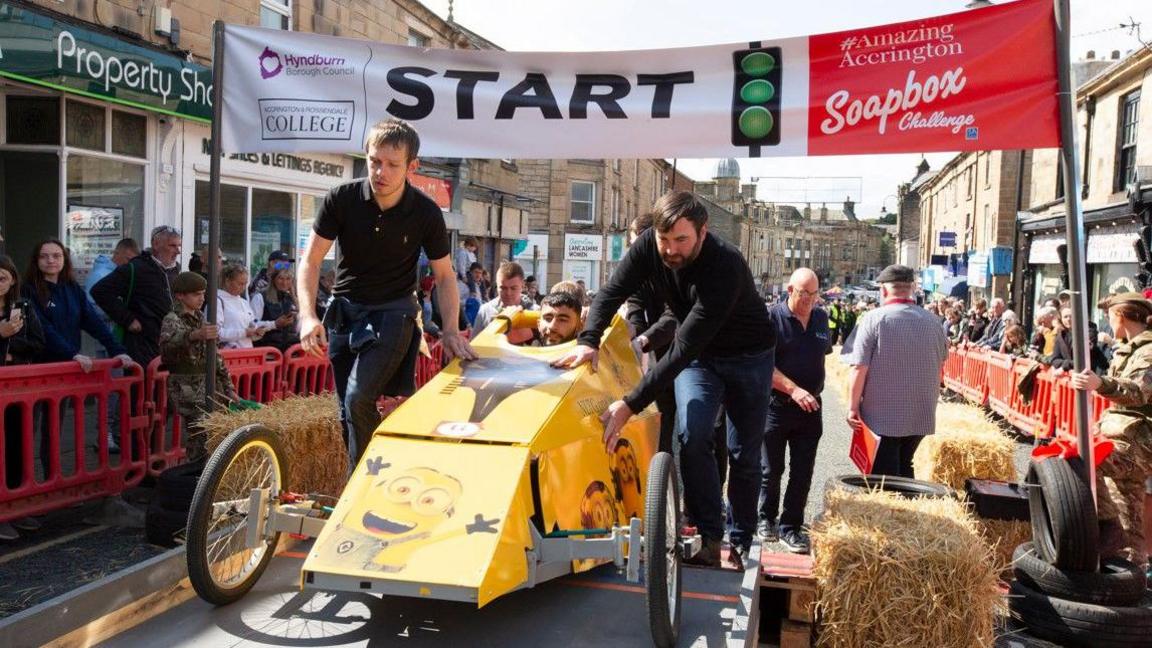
[160,272,237,462]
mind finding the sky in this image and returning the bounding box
[420,0,1152,219]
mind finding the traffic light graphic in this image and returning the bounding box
[731,43,782,154]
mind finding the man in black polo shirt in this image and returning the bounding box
[758,267,831,554]
[553,191,775,569]
[297,119,476,466]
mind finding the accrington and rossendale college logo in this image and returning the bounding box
[258,46,353,79]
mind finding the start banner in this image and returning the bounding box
[221,0,1058,158]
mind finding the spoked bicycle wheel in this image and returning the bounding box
[644,451,682,648]
[187,424,287,605]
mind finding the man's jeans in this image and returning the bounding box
[759,401,823,535]
[674,346,774,549]
[328,308,419,468]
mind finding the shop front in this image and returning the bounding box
[563,233,603,292]
[0,2,211,277]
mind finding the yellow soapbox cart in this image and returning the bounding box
[184,310,695,647]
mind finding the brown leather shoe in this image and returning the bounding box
[684,537,722,567]
[726,544,746,570]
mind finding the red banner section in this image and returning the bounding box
[807,0,1059,156]
[408,173,452,210]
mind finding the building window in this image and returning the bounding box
[408,29,431,47]
[985,153,992,187]
[611,187,620,229]
[1116,89,1140,192]
[260,0,291,30]
[983,204,991,246]
[570,181,596,224]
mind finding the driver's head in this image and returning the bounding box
[538,291,583,346]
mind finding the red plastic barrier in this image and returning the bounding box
[1007,361,1056,439]
[958,347,990,405]
[282,344,335,396]
[220,347,284,403]
[415,334,445,390]
[942,347,967,394]
[0,360,149,523]
[984,352,1015,418]
[144,357,185,476]
[1049,372,1076,441]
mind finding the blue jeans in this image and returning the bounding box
[328,308,420,468]
[674,346,774,549]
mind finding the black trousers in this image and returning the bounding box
[871,435,923,479]
[759,403,823,534]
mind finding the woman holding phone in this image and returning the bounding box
[250,266,300,352]
[0,255,46,541]
[217,263,265,350]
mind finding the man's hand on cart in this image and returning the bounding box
[441,329,478,360]
[600,399,634,453]
[551,343,599,372]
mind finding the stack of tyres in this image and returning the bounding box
[1012,456,1152,647]
[146,461,203,547]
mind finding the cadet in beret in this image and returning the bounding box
[1070,292,1152,569]
[159,271,237,462]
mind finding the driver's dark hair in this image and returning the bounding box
[541,290,581,312]
[652,191,708,234]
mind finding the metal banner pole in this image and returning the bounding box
[204,20,226,412]
[1053,0,1095,495]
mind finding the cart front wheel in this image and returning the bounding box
[644,451,682,648]
[186,424,287,605]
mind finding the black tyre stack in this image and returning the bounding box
[145,460,204,547]
[1011,457,1152,647]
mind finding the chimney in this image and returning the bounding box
[1112,50,1121,60]
[820,203,828,223]
[1086,50,1096,60]
[843,197,856,221]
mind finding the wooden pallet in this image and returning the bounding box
[760,552,816,647]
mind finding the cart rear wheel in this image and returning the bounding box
[187,424,287,605]
[645,451,681,648]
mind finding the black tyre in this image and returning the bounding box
[144,499,187,547]
[156,460,204,511]
[645,452,682,648]
[824,474,954,504]
[186,424,286,606]
[1014,542,1146,606]
[1026,457,1098,571]
[1009,579,1152,647]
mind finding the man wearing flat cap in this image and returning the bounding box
[841,264,948,478]
[1070,292,1152,569]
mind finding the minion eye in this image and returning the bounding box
[386,476,421,503]
[413,487,454,515]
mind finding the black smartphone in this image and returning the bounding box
[12,298,28,318]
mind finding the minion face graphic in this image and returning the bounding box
[579,481,620,530]
[357,467,462,541]
[610,439,642,519]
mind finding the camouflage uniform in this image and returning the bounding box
[1093,329,1152,567]
[160,302,233,463]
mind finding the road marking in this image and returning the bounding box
[559,579,739,602]
[0,525,108,565]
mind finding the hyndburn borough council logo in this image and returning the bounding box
[259,47,283,80]
[731,43,782,156]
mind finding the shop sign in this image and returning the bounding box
[408,173,452,210]
[1028,234,1063,265]
[609,234,626,262]
[967,252,989,288]
[199,139,346,178]
[1086,226,1139,264]
[0,2,212,121]
[514,234,550,261]
[938,231,956,247]
[565,233,603,261]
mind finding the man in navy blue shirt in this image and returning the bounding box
[759,267,831,554]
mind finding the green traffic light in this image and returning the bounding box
[740,79,775,103]
[739,106,774,139]
[740,52,775,77]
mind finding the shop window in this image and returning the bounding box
[250,188,296,275]
[66,100,105,151]
[1115,89,1140,193]
[195,181,247,266]
[260,0,291,30]
[0,151,59,272]
[111,112,147,158]
[6,96,60,145]
[66,156,145,282]
[570,181,596,224]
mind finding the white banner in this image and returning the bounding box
[565,233,604,261]
[219,0,1060,158]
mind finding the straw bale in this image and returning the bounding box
[975,517,1031,575]
[199,394,346,498]
[913,402,1017,491]
[811,490,1004,648]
